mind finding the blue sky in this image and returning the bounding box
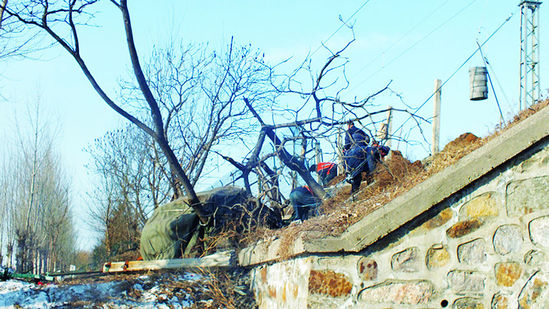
[1,0,546,250]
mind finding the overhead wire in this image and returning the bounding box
[300,0,377,114]
[476,40,505,125]
[484,59,512,113]
[349,0,452,83]
[391,12,515,137]
[310,0,377,57]
[351,0,480,91]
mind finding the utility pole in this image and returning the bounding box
[315,141,322,165]
[432,79,442,155]
[314,141,322,183]
[0,0,8,29]
[337,130,346,175]
[519,1,542,110]
[377,106,393,148]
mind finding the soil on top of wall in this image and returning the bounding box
[239,100,549,255]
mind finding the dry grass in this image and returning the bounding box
[196,268,255,309]
[237,100,549,258]
[55,268,255,308]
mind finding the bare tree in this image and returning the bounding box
[0,102,75,273]
[87,126,171,218]
[1,0,211,220]
[0,0,40,60]
[220,39,430,206]
[86,125,172,259]
[118,38,274,196]
[0,150,16,268]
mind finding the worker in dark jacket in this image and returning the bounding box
[345,141,390,194]
[309,162,338,186]
[343,121,371,193]
[344,120,370,152]
[289,186,320,221]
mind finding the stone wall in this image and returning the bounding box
[250,137,549,308]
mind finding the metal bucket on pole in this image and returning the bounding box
[469,66,488,100]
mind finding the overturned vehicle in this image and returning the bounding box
[140,186,281,260]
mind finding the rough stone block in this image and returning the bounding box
[495,262,522,287]
[391,247,420,272]
[529,216,549,248]
[357,257,378,281]
[308,270,353,297]
[458,238,487,265]
[518,271,549,308]
[493,224,523,255]
[447,270,485,294]
[459,192,499,220]
[423,208,454,229]
[506,176,549,216]
[517,146,549,173]
[453,297,485,309]
[426,244,450,270]
[524,249,546,266]
[447,219,483,238]
[491,292,512,309]
[259,266,267,283]
[357,280,434,305]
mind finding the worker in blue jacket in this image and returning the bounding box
[343,121,390,193]
[309,162,338,186]
[344,120,370,152]
[289,186,320,221]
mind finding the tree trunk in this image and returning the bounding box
[244,98,326,199]
[119,1,207,221]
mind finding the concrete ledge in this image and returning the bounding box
[104,250,235,272]
[239,105,549,266]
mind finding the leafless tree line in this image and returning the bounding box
[0,105,75,273]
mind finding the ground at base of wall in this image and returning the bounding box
[0,268,255,308]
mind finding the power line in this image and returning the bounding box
[392,12,515,136]
[351,0,479,91]
[483,57,512,112]
[311,0,376,56]
[349,0,452,83]
[477,41,505,125]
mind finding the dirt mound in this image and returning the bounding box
[442,133,480,153]
[374,150,423,187]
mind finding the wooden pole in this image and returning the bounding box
[315,141,322,164]
[337,131,345,175]
[0,0,8,29]
[385,106,393,148]
[432,79,442,155]
[315,141,322,183]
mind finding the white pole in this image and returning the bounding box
[432,79,442,155]
[385,106,392,148]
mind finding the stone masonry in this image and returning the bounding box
[242,105,549,308]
